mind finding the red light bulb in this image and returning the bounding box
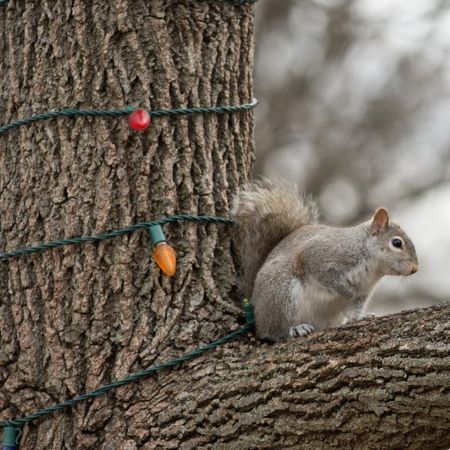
[128,109,151,131]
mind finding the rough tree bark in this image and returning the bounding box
[144,302,450,450]
[0,2,449,450]
[0,1,254,448]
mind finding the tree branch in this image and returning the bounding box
[136,302,450,449]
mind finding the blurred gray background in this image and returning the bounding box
[254,0,450,314]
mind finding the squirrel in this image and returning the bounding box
[232,178,418,342]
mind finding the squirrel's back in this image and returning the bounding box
[232,178,319,298]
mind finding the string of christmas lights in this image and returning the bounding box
[0,215,234,276]
[0,99,258,136]
[1,301,254,448]
[0,216,255,449]
[0,0,258,5]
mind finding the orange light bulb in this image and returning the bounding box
[153,242,177,276]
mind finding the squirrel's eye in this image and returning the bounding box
[392,238,403,248]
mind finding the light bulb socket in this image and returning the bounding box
[2,426,21,449]
[148,225,166,246]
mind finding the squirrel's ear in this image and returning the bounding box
[370,207,389,235]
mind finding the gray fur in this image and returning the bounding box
[233,180,419,342]
[232,178,319,298]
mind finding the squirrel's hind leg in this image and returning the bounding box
[289,323,315,337]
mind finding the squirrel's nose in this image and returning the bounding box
[410,264,419,274]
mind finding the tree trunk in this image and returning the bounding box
[0,1,255,448]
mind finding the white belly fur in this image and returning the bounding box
[288,278,350,330]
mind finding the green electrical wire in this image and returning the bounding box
[0,215,254,428]
[0,300,255,428]
[0,215,234,261]
[0,0,257,5]
[0,99,258,136]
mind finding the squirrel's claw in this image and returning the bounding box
[289,323,315,337]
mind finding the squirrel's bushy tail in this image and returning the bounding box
[232,178,319,298]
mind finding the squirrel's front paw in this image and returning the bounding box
[289,323,315,337]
